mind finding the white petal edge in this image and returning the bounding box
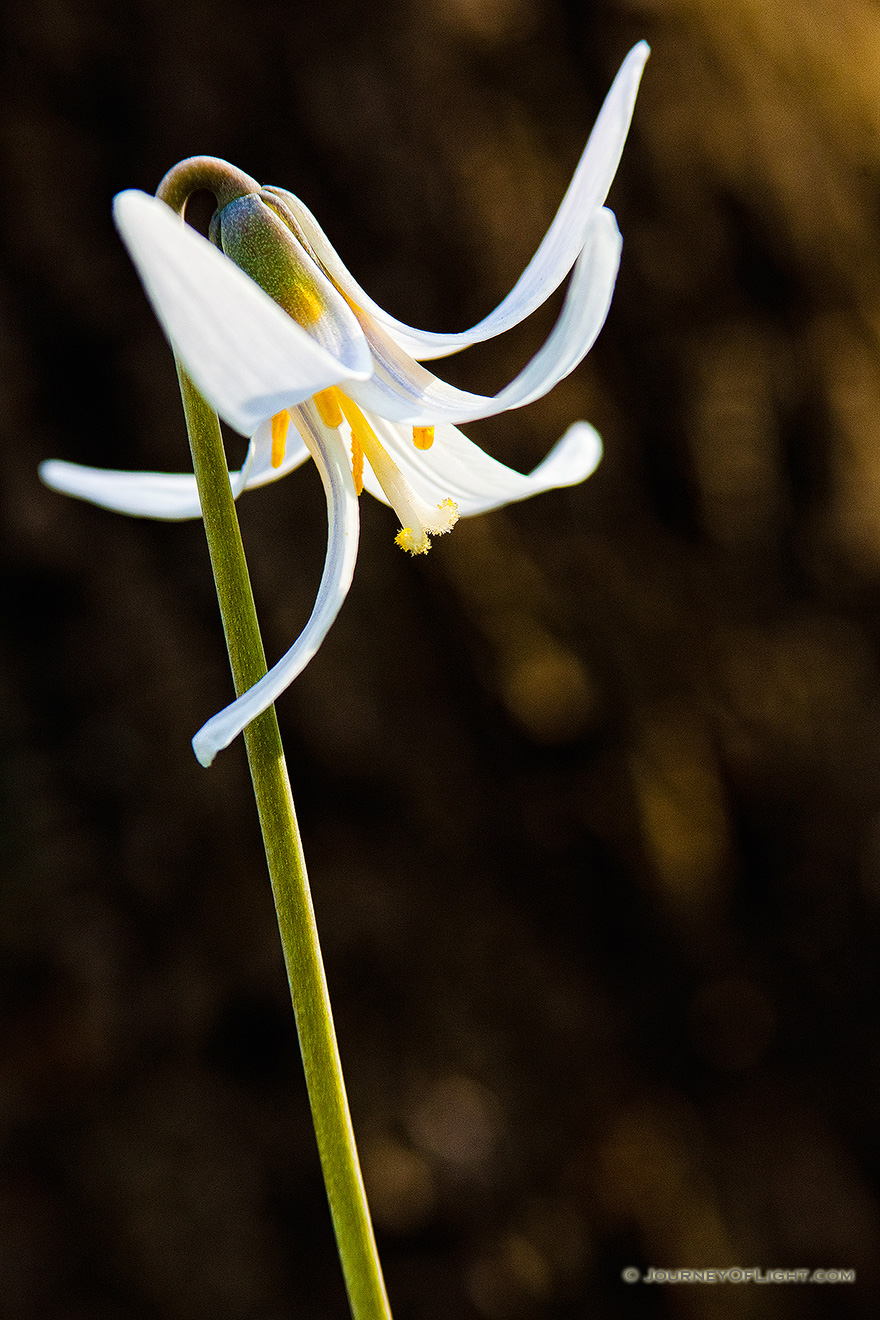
[267,41,648,361]
[237,416,312,490]
[113,190,372,437]
[361,415,602,517]
[345,207,622,426]
[38,420,311,521]
[191,404,360,766]
[40,459,220,519]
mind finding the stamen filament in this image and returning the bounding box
[271,410,290,468]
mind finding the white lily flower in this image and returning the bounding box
[40,41,648,765]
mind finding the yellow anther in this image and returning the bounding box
[271,410,290,468]
[313,388,344,429]
[313,386,363,490]
[412,426,434,450]
[351,435,364,496]
[334,389,376,452]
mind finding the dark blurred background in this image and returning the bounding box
[2,0,880,1317]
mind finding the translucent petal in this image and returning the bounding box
[191,405,360,765]
[38,421,311,521]
[238,416,312,489]
[361,415,602,517]
[113,190,372,437]
[40,459,216,520]
[264,41,647,361]
[217,193,367,368]
[344,207,622,426]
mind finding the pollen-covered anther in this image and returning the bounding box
[412,426,434,450]
[313,388,344,429]
[351,435,364,496]
[271,410,290,468]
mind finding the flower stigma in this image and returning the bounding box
[318,386,458,553]
[40,42,650,761]
[213,183,459,547]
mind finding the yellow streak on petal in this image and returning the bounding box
[412,426,434,450]
[313,388,344,429]
[271,410,290,468]
[287,280,326,327]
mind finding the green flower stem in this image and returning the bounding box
[176,363,391,1320]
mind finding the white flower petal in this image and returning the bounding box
[39,459,216,520]
[265,41,647,361]
[216,193,370,370]
[191,405,359,765]
[361,415,602,517]
[38,423,311,521]
[345,207,622,426]
[113,190,372,437]
[235,416,312,490]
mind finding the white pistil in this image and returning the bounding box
[330,389,459,553]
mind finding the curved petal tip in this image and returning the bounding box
[530,421,603,489]
[192,729,219,768]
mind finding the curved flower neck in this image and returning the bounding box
[157,155,261,216]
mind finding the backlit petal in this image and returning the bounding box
[38,421,310,520]
[345,207,622,426]
[360,414,602,517]
[265,41,647,361]
[39,460,220,520]
[238,416,312,489]
[113,190,372,437]
[191,404,360,765]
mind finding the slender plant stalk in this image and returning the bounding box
[176,363,391,1320]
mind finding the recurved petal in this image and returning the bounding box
[191,405,360,766]
[361,414,602,517]
[39,459,219,520]
[113,190,372,437]
[264,41,647,361]
[345,207,622,427]
[38,421,311,521]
